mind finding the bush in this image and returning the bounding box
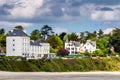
[0,58,120,72]
[57,49,69,57]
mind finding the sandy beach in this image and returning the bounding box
[0,71,120,80]
[0,71,120,77]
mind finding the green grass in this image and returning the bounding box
[0,58,120,72]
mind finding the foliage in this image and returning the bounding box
[59,32,67,41]
[57,49,69,56]
[109,28,120,53]
[79,32,86,43]
[41,25,53,39]
[0,34,6,47]
[0,28,5,35]
[47,35,63,50]
[15,25,24,30]
[50,46,58,53]
[68,33,79,41]
[98,29,104,38]
[1,58,120,72]
[93,50,104,56]
[30,29,42,40]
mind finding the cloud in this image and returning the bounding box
[0,21,33,29]
[53,27,68,34]
[96,7,113,11]
[91,9,120,21]
[0,0,120,28]
[103,28,115,34]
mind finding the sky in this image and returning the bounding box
[0,0,120,35]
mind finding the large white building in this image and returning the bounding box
[65,40,96,55]
[6,28,55,59]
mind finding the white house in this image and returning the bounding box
[6,28,55,59]
[80,40,96,53]
[65,39,81,55]
[65,40,96,55]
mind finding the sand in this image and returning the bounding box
[0,71,120,77]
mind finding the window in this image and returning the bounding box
[13,44,15,46]
[13,49,15,51]
[67,48,70,50]
[72,48,74,50]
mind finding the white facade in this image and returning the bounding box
[65,41,81,55]
[65,40,96,55]
[80,40,96,53]
[6,36,30,57]
[6,28,55,59]
[29,42,51,59]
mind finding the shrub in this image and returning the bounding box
[57,49,69,57]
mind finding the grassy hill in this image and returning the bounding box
[0,58,120,72]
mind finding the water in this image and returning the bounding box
[1,76,120,80]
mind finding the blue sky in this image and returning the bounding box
[0,0,120,34]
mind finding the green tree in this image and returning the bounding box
[30,29,42,40]
[96,37,109,56]
[0,34,6,52]
[79,32,86,43]
[15,25,24,30]
[41,25,53,39]
[0,28,5,35]
[59,32,67,41]
[47,35,63,50]
[93,50,104,56]
[98,29,104,38]
[109,28,120,53]
[85,31,97,40]
[68,33,79,41]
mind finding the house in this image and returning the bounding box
[65,39,81,55]
[6,28,55,59]
[65,40,96,55]
[80,40,96,53]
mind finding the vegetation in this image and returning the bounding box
[57,49,69,56]
[1,25,120,56]
[30,29,42,40]
[41,25,53,39]
[109,28,120,53]
[47,35,63,52]
[0,58,120,72]
[15,25,24,30]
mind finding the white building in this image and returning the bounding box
[65,40,96,55]
[6,28,55,59]
[80,40,96,53]
[65,39,81,55]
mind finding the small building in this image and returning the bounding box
[65,39,81,55]
[80,40,96,53]
[6,28,55,59]
[65,40,96,55]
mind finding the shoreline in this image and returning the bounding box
[1,71,120,77]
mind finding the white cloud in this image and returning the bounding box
[0,21,33,29]
[91,10,120,20]
[103,28,115,34]
[91,5,120,21]
[9,0,43,19]
[53,27,68,34]
[80,3,97,16]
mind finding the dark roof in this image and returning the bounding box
[73,42,80,47]
[30,39,48,46]
[89,42,96,47]
[7,28,28,37]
